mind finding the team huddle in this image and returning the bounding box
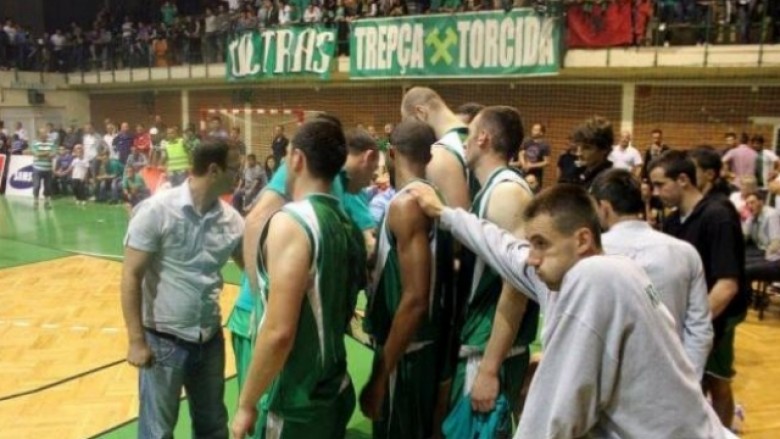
[122,87,740,439]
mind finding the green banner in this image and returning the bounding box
[350,9,560,79]
[226,26,337,81]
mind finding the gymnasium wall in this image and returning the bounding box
[632,85,780,150]
[0,72,90,134]
[88,82,780,185]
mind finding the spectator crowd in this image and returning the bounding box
[1,0,778,72]
[0,115,280,214]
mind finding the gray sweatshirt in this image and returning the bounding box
[602,220,713,378]
[440,207,725,439]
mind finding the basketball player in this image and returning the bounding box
[228,123,378,436]
[400,86,473,432]
[407,183,728,438]
[231,118,366,439]
[401,86,470,209]
[359,119,443,439]
[450,106,539,429]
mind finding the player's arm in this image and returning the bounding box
[242,189,286,292]
[408,182,544,301]
[233,212,311,438]
[471,183,532,412]
[360,195,432,419]
[427,147,470,210]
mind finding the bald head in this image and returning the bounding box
[401,86,446,120]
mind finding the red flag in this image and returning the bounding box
[567,0,635,48]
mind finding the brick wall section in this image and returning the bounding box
[633,85,780,153]
[187,84,622,186]
[89,91,181,131]
[89,84,780,187]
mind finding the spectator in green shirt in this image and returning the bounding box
[31,127,55,209]
[122,165,149,210]
[94,150,125,203]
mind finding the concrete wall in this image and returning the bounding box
[0,72,90,134]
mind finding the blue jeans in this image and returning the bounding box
[138,329,228,439]
[33,169,53,199]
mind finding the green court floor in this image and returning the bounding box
[1,195,372,438]
[0,196,242,283]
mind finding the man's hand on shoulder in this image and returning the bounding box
[406,182,445,219]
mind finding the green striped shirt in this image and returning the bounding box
[31,141,54,171]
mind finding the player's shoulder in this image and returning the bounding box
[389,189,421,213]
[570,255,646,286]
[491,178,531,199]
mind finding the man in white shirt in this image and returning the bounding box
[592,168,713,377]
[743,189,780,313]
[744,190,780,266]
[232,153,267,213]
[82,122,104,164]
[303,3,322,22]
[15,121,28,141]
[278,1,293,25]
[608,130,643,176]
[407,182,726,439]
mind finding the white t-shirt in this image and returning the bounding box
[71,157,90,180]
[50,33,66,49]
[608,145,643,171]
[204,15,217,33]
[83,133,101,162]
[303,6,322,22]
[104,133,118,160]
[279,5,292,25]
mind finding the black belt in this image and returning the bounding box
[144,327,207,345]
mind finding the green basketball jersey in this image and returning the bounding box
[433,127,481,199]
[459,167,540,350]
[253,194,366,421]
[364,180,448,347]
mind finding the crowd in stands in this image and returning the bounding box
[0,0,778,72]
[0,115,279,214]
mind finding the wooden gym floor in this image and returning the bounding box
[0,195,778,438]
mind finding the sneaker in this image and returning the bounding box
[44,200,52,209]
[33,200,39,208]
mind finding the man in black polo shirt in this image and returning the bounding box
[271,125,289,165]
[572,116,613,190]
[649,149,749,431]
